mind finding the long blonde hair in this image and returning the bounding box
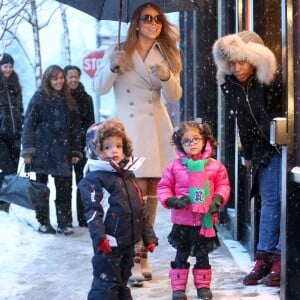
[123,2,182,76]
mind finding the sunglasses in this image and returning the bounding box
[139,14,163,24]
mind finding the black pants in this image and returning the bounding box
[0,137,21,212]
[88,246,134,300]
[74,158,87,225]
[36,174,72,227]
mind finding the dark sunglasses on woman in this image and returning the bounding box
[139,14,163,24]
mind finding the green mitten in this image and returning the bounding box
[202,213,213,228]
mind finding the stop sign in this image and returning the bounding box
[83,50,105,78]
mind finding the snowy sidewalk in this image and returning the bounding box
[0,175,280,300]
[131,206,280,300]
[1,204,280,300]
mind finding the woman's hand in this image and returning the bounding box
[24,156,32,164]
[245,159,252,173]
[149,63,170,81]
[110,50,126,73]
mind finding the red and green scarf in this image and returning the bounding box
[182,157,216,237]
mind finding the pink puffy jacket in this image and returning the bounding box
[157,143,230,227]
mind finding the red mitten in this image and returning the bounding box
[96,238,112,253]
[146,243,156,253]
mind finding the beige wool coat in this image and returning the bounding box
[93,42,182,178]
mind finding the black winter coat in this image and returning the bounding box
[21,90,82,176]
[0,72,23,184]
[0,72,23,138]
[78,160,158,251]
[70,82,94,152]
[221,73,283,167]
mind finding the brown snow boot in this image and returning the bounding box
[129,242,144,287]
[141,247,152,280]
[263,253,281,287]
[243,251,272,285]
[145,195,158,226]
[140,195,158,281]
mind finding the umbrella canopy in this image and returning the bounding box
[56,0,203,23]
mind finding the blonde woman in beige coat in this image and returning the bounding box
[93,2,182,287]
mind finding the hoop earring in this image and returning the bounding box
[136,27,139,31]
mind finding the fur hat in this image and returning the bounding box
[0,53,14,67]
[85,122,101,159]
[85,119,133,160]
[212,31,277,85]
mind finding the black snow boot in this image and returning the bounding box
[197,287,213,300]
[172,290,187,300]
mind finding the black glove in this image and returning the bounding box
[166,196,190,209]
[208,194,223,214]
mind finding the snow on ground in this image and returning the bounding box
[0,176,280,300]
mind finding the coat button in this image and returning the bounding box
[148,99,152,104]
[126,89,130,93]
[130,102,134,106]
[130,113,134,118]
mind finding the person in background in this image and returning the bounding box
[213,31,284,287]
[0,53,23,212]
[157,119,230,300]
[78,119,158,300]
[93,2,182,285]
[64,65,95,227]
[21,64,82,235]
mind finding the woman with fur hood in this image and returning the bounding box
[157,120,230,300]
[212,31,284,287]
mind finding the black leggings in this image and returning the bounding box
[36,174,72,227]
[175,249,210,269]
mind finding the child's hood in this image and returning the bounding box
[212,30,277,85]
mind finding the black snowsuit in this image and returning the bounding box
[78,159,158,300]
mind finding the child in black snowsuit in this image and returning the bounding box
[78,119,158,300]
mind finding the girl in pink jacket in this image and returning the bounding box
[157,119,230,300]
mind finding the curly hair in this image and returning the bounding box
[172,120,218,156]
[123,2,182,76]
[97,119,133,158]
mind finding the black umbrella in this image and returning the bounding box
[56,0,202,48]
[56,0,202,22]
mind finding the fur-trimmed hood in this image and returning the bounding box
[212,31,277,85]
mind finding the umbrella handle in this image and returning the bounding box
[117,0,122,50]
[111,0,122,73]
